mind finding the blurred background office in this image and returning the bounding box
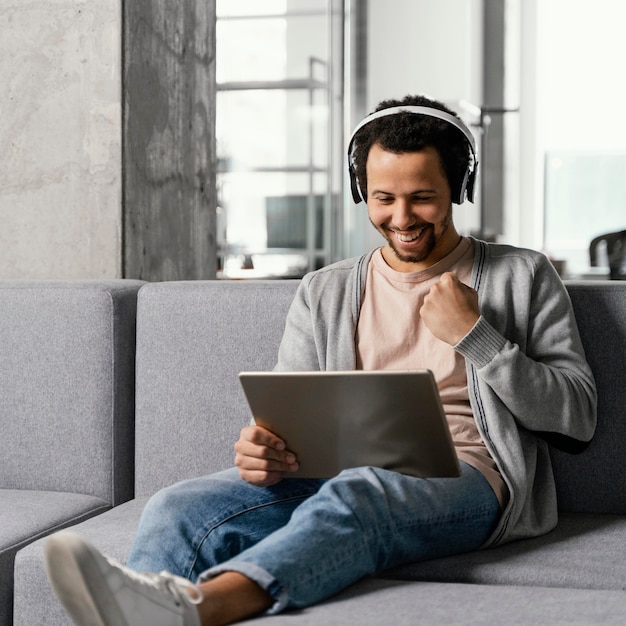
[1,0,625,281]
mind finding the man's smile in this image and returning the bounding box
[392,227,427,243]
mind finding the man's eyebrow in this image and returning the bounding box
[370,188,437,195]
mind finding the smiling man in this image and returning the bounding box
[45,95,597,626]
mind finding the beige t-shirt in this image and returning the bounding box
[356,238,508,507]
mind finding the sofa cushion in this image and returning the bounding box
[237,578,626,625]
[0,280,143,504]
[13,497,149,626]
[19,565,626,626]
[134,280,300,496]
[1,490,109,626]
[17,520,626,626]
[383,512,626,590]
[551,282,626,514]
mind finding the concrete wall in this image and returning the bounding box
[0,1,122,278]
[0,0,217,281]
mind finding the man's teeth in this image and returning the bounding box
[395,228,424,242]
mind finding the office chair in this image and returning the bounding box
[589,229,626,279]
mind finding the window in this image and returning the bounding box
[537,0,626,277]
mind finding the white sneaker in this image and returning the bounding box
[45,531,202,626]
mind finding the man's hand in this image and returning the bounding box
[420,272,480,345]
[234,425,299,487]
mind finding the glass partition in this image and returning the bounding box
[216,0,344,278]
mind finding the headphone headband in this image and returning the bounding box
[347,105,479,205]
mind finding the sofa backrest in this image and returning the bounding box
[551,281,626,514]
[134,280,300,496]
[133,279,626,514]
[0,281,143,505]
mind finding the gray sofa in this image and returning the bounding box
[4,278,626,624]
[0,281,144,626]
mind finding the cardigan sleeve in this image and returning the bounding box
[455,252,597,452]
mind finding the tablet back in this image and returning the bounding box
[239,370,460,479]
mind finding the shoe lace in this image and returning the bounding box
[109,557,204,607]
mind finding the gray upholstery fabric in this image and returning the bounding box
[20,555,626,626]
[0,490,109,626]
[552,282,626,514]
[384,512,626,589]
[1,280,143,626]
[13,498,149,626]
[134,280,300,496]
[0,280,143,504]
[11,279,626,626]
[238,579,626,625]
[15,280,299,626]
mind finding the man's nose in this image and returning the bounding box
[391,198,415,229]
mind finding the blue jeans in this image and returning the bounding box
[127,463,499,613]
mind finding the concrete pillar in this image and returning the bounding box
[123,1,216,280]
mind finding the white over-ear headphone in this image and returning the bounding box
[347,105,479,205]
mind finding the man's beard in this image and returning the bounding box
[371,207,452,265]
[385,224,437,264]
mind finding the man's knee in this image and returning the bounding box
[141,481,192,523]
[311,467,390,515]
[141,471,251,525]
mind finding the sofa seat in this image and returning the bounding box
[384,512,626,590]
[13,498,149,626]
[16,505,626,625]
[16,508,626,626]
[238,578,626,625]
[0,490,110,626]
[0,490,110,549]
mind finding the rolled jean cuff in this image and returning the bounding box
[198,562,288,615]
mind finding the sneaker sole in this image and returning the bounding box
[45,532,129,626]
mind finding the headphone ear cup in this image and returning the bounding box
[453,159,479,204]
[465,161,478,203]
[454,168,470,205]
[349,158,366,203]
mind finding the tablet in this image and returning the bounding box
[238,370,460,479]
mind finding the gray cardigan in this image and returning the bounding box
[275,238,597,546]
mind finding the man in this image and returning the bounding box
[45,94,597,626]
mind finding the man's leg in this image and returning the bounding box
[200,462,500,613]
[126,467,326,580]
[46,463,498,625]
[45,467,325,626]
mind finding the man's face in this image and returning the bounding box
[366,143,458,272]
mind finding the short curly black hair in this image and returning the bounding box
[350,95,473,204]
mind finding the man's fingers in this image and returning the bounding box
[235,440,296,466]
[420,272,480,345]
[235,432,296,464]
[240,424,287,450]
